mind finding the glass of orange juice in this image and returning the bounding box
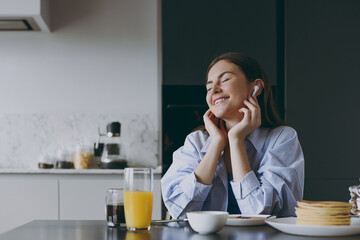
[124,168,153,231]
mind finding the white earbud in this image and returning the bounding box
[252,85,260,97]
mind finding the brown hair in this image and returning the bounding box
[206,52,285,128]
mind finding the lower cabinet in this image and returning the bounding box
[59,175,162,220]
[0,179,58,234]
[0,172,162,234]
[60,178,123,220]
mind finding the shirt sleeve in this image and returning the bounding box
[230,126,305,217]
[161,132,213,219]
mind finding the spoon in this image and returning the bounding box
[151,218,188,223]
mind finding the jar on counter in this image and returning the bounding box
[38,154,54,169]
[55,147,74,169]
[73,145,92,169]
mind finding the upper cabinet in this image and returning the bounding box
[0,0,50,31]
[162,0,279,86]
[285,0,360,201]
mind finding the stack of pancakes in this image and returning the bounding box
[295,200,352,226]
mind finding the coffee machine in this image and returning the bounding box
[96,122,127,169]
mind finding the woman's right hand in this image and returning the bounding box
[203,109,228,150]
[195,110,228,185]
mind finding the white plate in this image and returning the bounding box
[226,214,271,226]
[265,217,360,237]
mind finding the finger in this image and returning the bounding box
[207,110,216,120]
[243,100,257,120]
[203,110,215,126]
[244,99,261,122]
[243,99,257,111]
[249,98,261,126]
[246,96,260,109]
[203,110,210,121]
[204,115,215,125]
[204,109,211,119]
[239,108,250,123]
[204,110,216,122]
[203,110,219,129]
[248,95,259,106]
[205,109,212,117]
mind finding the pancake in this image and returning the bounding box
[295,200,351,226]
[297,200,352,208]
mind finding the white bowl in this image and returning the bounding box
[186,211,229,234]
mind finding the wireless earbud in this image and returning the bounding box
[252,85,260,97]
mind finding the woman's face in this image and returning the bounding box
[206,60,251,120]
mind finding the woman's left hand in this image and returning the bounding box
[228,95,261,141]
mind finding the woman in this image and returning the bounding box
[161,52,304,219]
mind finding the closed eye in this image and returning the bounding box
[222,78,230,83]
[207,87,212,92]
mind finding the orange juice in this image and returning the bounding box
[124,191,153,229]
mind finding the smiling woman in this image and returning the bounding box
[205,53,285,128]
[161,52,305,219]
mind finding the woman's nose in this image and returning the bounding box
[210,85,221,95]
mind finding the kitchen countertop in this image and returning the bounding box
[0,166,162,175]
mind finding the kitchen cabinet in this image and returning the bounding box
[59,176,161,221]
[285,0,360,201]
[162,0,279,87]
[0,170,162,234]
[0,178,58,234]
[60,178,122,220]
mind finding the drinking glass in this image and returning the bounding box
[105,188,125,227]
[124,168,153,231]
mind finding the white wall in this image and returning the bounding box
[0,0,161,168]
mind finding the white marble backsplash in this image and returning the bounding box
[0,114,159,169]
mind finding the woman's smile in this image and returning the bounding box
[214,97,229,105]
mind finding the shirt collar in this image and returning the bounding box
[200,127,269,153]
[246,127,269,153]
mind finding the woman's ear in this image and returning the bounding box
[253,79,265,96]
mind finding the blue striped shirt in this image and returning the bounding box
[161,126,305,219]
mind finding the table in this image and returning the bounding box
[1,220,360,240]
